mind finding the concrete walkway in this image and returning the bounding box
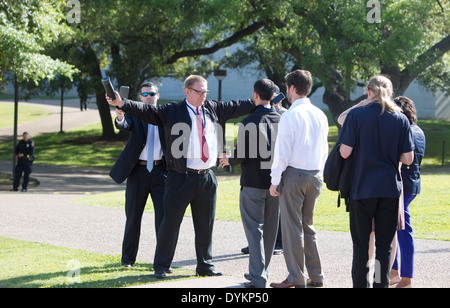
[0,162,449,288]
[0,99,449,288]
[0,98,106,142]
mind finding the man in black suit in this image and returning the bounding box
[219,79,280,288]
[106,75,254,278]
[109,82,167,269]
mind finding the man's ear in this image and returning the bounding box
[252,90,259,101]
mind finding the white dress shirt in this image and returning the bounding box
[270,97,329,185]
[116,116,163,161]
[185,100,218,170]
[139,124,163,161]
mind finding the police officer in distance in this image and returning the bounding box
[11,132,35,192]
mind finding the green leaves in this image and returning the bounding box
[0,0,78,85]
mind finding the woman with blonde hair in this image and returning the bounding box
[338,75,401,126]
[338,75,415,288]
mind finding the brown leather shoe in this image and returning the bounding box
[270,279,304,288]
[307,278,323,287]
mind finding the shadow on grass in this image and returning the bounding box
[0,262,196,288]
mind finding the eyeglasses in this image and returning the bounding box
[188,88,210,96]
[141,91,158,97]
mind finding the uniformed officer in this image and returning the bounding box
[11,132,35,192]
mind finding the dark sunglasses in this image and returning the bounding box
[141,91,158,97]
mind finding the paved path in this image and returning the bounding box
[0,99,449,288]
[0,162,449,288]
[0,98,106,142]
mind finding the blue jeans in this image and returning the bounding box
[392,194,416,278]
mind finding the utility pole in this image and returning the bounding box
[11,74,19,180]
[59,79,64,133]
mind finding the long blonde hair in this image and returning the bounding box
[366,75,401,114]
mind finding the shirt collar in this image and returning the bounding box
[185,99,197,110]
[255,103,272,109]
[291,97,310,108]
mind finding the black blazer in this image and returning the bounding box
[120,98,255,174]
[109,114,166,184]
[228,105,281,189]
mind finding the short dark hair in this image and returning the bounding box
[285,70,312,96]
[394,96,418,124]
[253,78,275,101]
[140,82,158,93]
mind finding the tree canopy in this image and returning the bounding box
[1,0,448,136]
[223,0,449,123]
[0,0,77,86]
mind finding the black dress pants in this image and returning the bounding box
[153,169,217,274]
[349,198,399,288]
[121,164,166,265]
[13,160,32,190]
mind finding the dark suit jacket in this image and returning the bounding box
[120,98,255,174]
[228,105,280,189]
[109,114,166,184]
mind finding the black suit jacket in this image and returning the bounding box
[228,105,281,189]
[120,98,255,174]
[109,114,166,184]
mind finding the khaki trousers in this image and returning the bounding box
[279,167,324,286]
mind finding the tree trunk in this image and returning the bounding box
[321,69,354,127]
[83,45,116,139]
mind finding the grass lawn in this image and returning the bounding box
[0,105,448,288]
[72,172,449,241]
[0,122,123,168]
[0,236,196,288]
[417,119,450,169]
[1,101,52,129]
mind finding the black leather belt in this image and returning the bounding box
[138,160,163,166]
[186,168,210,175]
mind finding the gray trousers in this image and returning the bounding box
[279,167,323,286]
[240,186,280,288]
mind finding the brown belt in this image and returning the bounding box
[138,160,163,166]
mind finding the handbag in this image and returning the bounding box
[323,142,352,211]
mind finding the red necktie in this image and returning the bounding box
[196,107,209,163]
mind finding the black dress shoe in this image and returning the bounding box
[196,270,223,277]
[166,267,173,274]
[122,263,132,269]
[241,246,249,254]
[244,273,252,281]
[273,248,283,255]
[154,271,166,278]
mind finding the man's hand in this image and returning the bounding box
[115,108,125,121]
[269,184,280,197]
[105,90,124,108]
[219,157,230,168]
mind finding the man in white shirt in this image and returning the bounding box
[269,70,329,288]
[106,75,255,278]
[109,82,166,269]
